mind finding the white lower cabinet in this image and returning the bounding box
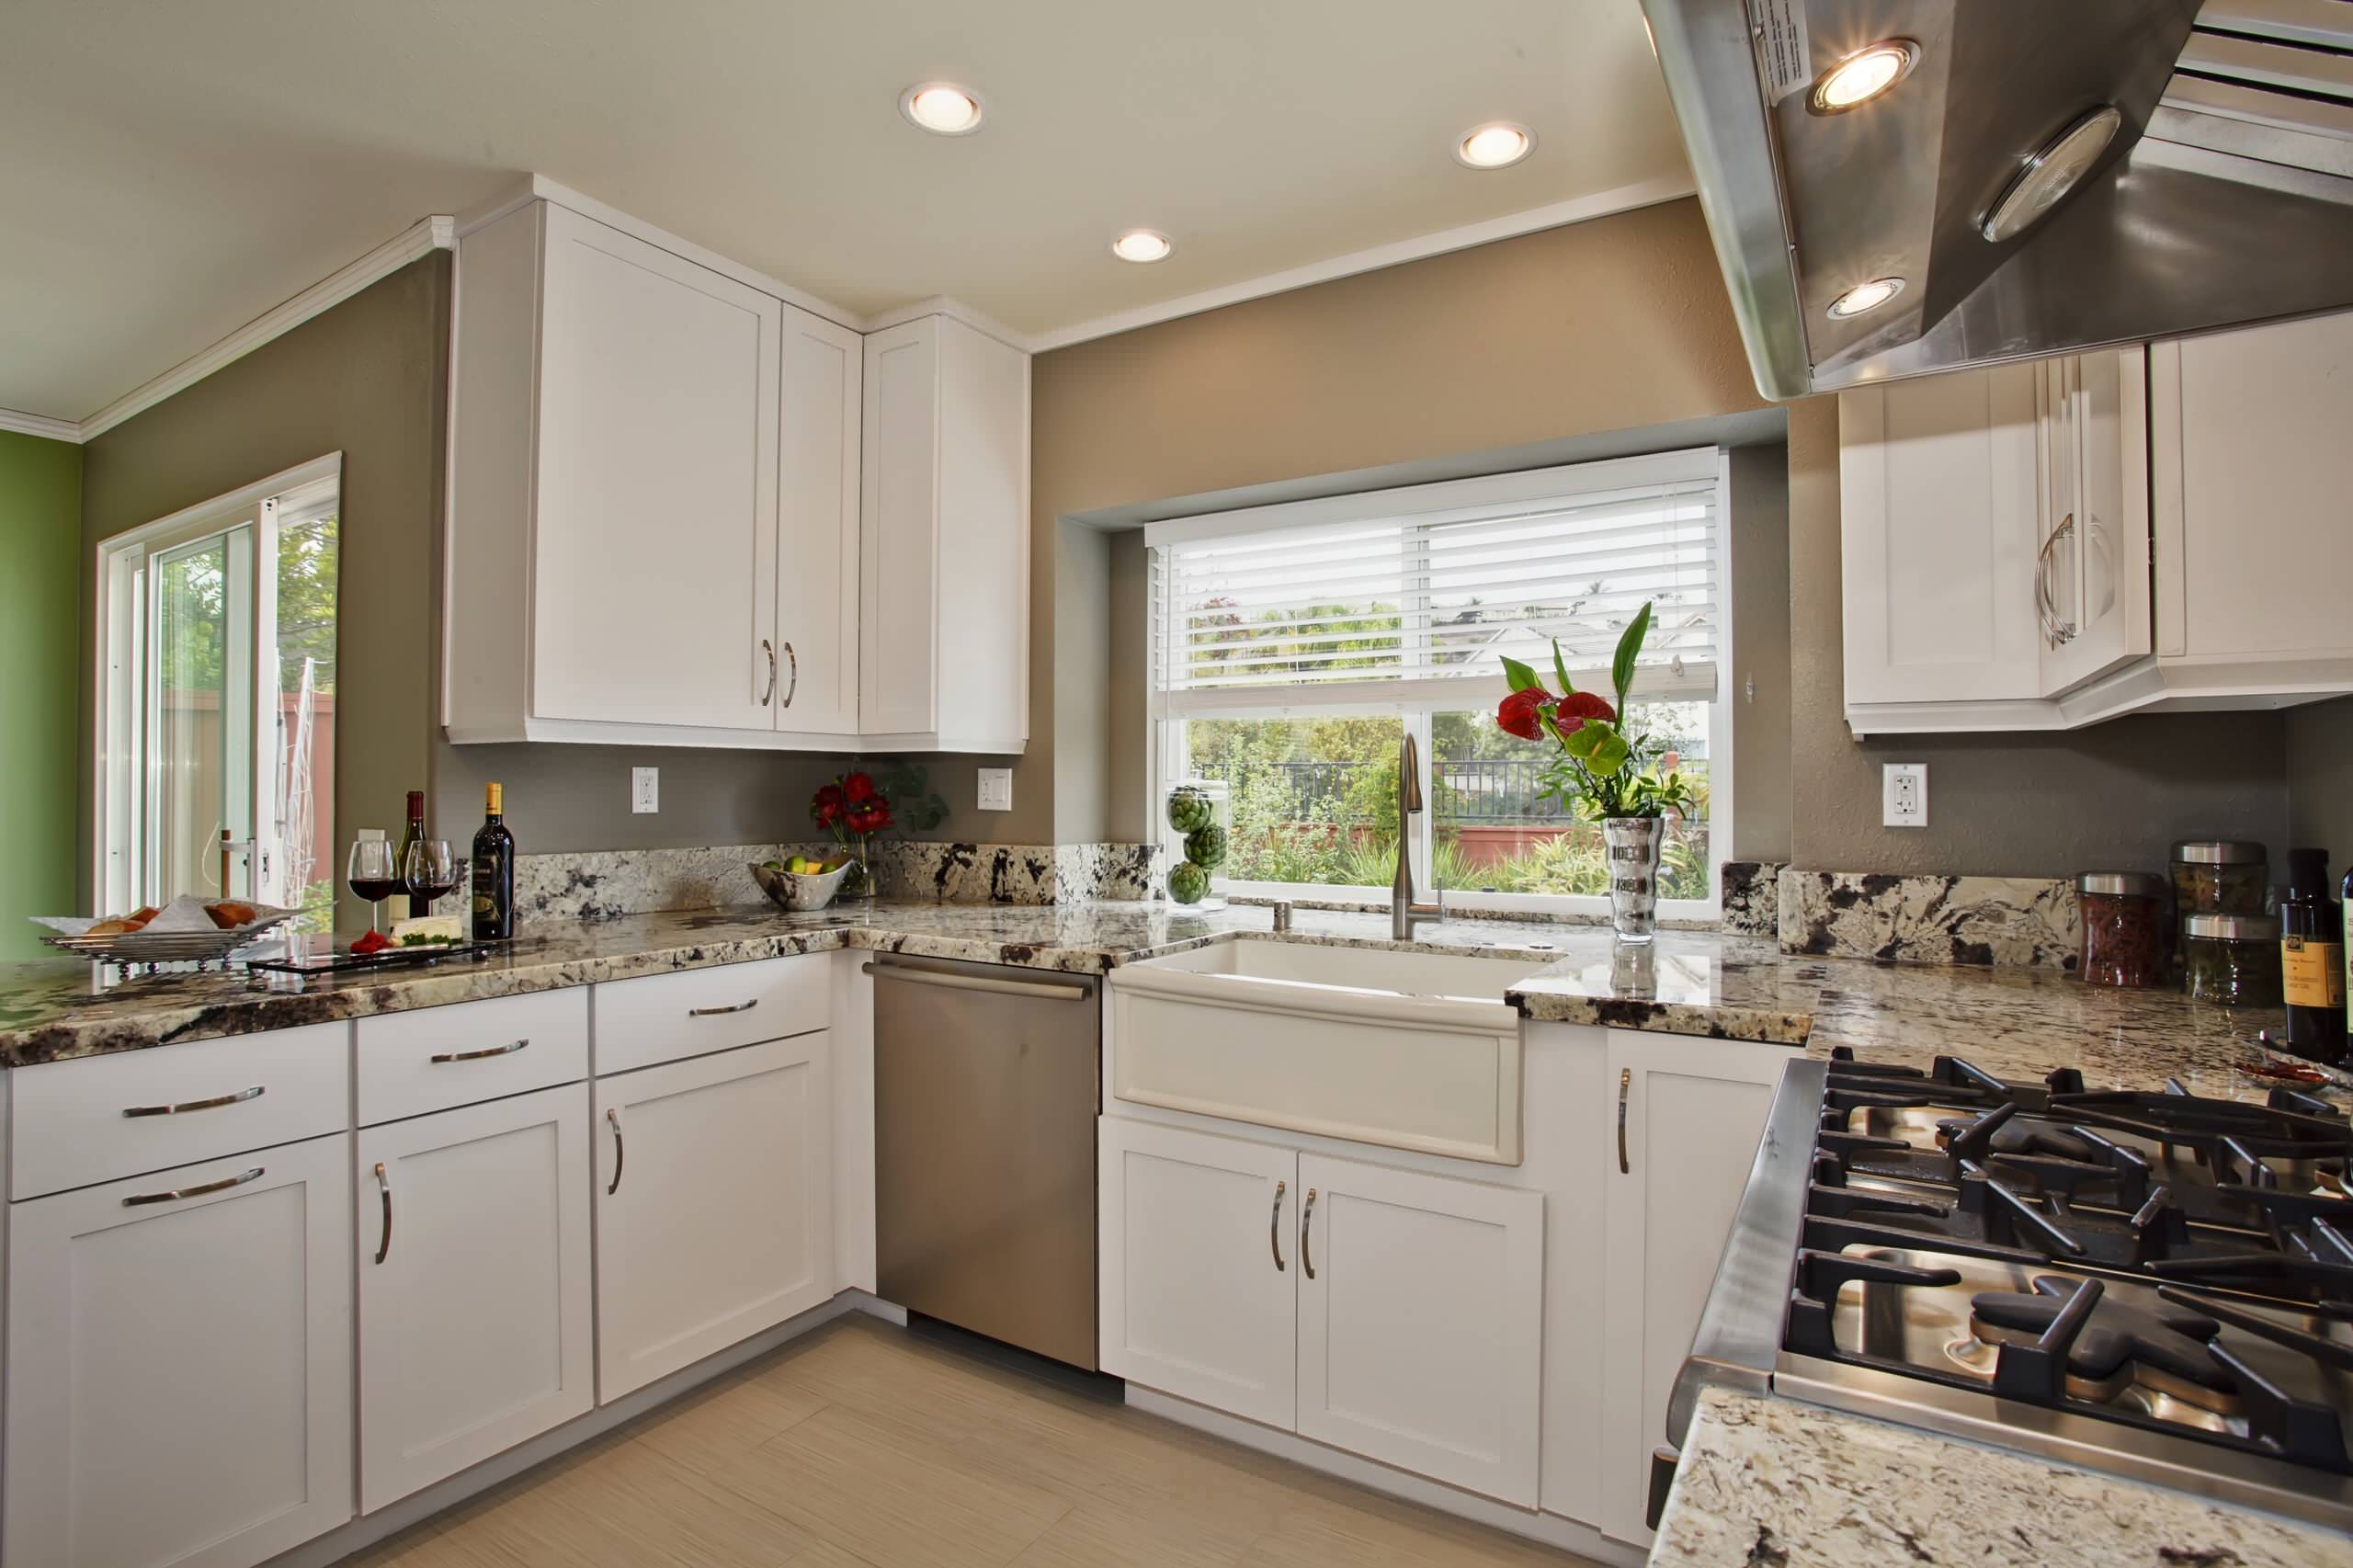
[1597,1030,1797,1547]
[1098,1119,1544,1507]
[4,1133,353,1568]
[1098,1118,1297,1428]
[1296,1153,1543,1506]
[595,1033,835,1400]
[357,1083,595,1511]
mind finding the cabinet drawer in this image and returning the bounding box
[593,956,828,1074]
[10,1022,350,1200]
[357,988,589,1125]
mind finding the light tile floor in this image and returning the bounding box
[344,1314,1601,1568]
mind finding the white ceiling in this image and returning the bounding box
[0,1,1689,423]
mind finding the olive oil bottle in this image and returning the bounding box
[2280,847,2345,1064]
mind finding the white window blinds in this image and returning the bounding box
[1147,449,1723,719]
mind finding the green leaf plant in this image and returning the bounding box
[1491,599,1695,823]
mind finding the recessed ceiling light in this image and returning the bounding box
[1110,230,1173,264]
[899,82,984,136]
[1826,277,1906,319]
[1982,106,2123,243]
[1808,40,1919,114]
[1454,122,1535,170]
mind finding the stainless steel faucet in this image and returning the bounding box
[1392,733,1444,941]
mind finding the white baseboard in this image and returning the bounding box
[1124,1386,1645,1568]
[265,1289,892,1567]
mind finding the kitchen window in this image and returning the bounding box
[95,454,341,926]
[1147,449,1730,918]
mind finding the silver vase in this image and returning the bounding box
[1602,815,1665,942]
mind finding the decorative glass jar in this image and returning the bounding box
[2181,912,2283,1007]
[2076,871,2168,989]
[2169,841,2268,919]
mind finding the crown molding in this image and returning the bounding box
[1022,172,1698,354]
[51,215,458,444]
[0,406,81,442]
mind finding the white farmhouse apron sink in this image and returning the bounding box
[1105,937,1539,1165]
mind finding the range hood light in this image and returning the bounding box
[1826,277,1906,319]
[1809,40,1919,114]
[1982,105,2124,243]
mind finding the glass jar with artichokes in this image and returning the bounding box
[1165,784,1225,904]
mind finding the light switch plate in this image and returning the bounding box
[631,767,659,814]
[977,767,1013,812]
[1881,762,1927,828]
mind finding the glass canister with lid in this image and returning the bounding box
[2076,871,2169,988]
[2181,912,2283,1007]
[2170,840,2269,918]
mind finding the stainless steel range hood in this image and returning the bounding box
[1641,0,2353,398]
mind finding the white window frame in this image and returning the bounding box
[1145,449,1733,922]
[93,452,342,915]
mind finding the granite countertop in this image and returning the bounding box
[0,903,2312,1098]
[1653,1388,2349,1567]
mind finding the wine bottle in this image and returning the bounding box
[393,790,425,920]
[2280,847,2345,1064]
[471,783,516,941]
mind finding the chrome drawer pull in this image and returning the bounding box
[605,1107,625,1195]
[123,1166,264,1207]
[374,1162,393,1265]
[122,1085,264,1118]
[782,641,798,708]
[430,1038,530,1063]
[1269,1179,1287,1272]
[687,999,758,1017]
[761,639,778,706]
[1302,1187,1319,1280]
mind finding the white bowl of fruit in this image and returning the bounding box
[750,854,855,914]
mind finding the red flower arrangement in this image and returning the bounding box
[813,771,894,844]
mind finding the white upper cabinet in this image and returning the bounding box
[860,314,1031,752]
[2153,310,2353,681]
[445,198,1029,753]
[1840,313,2353,733]
[1839,361,2044,710]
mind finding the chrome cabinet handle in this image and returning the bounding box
[430,1037,529,1064]
[1269,1179,1287,1271]
[373,1162,393,1265]
[122,1085,264,1118]
[688,998,759,1017]
[761,639,778,707]
[1302,1187,1319,1280]
[781,642,798,708]
[1617,1067,1632,1175]
[2037,513,2078,648]
[123,1165,264,1208]
[605,1107,625,1196]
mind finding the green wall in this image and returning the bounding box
[1,429,85,959]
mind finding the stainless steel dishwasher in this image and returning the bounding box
[867,953,1103,1370]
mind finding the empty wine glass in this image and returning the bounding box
[403,839,462,918]
[347,836,399,937]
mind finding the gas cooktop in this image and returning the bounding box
[1668,1050,2353,1532]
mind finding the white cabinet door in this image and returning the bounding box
[5,1135,353,1568]
[2154,311,2353,665]
[1097,1118,1296,1429]
[357,1084,594,1511]
[1839,365,2044,708]
[775,304,863,735]
[859,320,939,737]
[595,1035,835,1400]
[532,202,782,732]
[1295,1153,1543,1506]
[2037,350,2151,696]
[1597,1032,1797,1548]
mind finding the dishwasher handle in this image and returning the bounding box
[861,961,1091,1003]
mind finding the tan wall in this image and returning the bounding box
[1726,443,1792,862]
[2287,696,2353,868]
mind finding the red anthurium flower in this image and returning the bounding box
[841,770,879,802]
[1550,691,1617,735]
[812,781,847,827]
[1496,687,1549,741]
[846,801,891,835]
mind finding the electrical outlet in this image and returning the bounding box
[631,767,659,814]
[977,767,1013,812]
[1882,762,1927,828]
